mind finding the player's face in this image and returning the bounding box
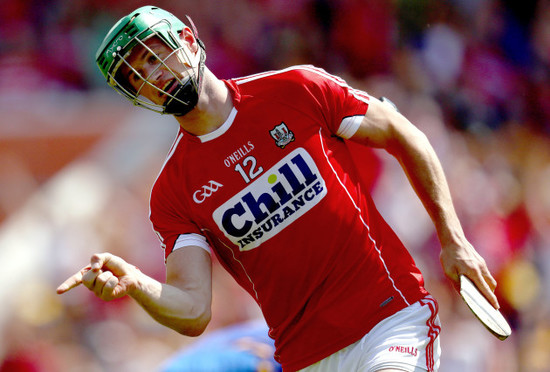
[120,36,191,105]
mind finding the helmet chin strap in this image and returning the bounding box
[165,16,206,116]
[164,77,199,116]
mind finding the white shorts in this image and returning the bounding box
[298,296,441,372]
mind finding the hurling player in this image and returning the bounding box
[58,6,499,372]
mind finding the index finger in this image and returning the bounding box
[56,266,90,294]
[470,271,500,310]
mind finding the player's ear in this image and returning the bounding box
[180,27,198,54]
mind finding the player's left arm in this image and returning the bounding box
[350,97,499,309]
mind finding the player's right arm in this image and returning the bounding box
[57,247,212,337]
[132,246,213,336]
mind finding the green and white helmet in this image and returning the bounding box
[95,6,206,116]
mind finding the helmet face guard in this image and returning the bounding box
[95,6,206,116]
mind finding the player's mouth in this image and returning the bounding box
[160,79,177,99]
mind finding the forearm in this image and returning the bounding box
[57,251,212,335]
[389,126,465,249]
[129,270,211,336]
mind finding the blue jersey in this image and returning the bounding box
[159,320,282,372]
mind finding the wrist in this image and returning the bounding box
[127,265,145,298]
[437,227,468,251]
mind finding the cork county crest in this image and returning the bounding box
[270,122,295,149]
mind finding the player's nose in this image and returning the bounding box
[146,66,163,85]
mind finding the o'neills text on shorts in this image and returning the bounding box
[388,346,418,357]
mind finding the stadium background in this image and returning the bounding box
[0,0,549,371]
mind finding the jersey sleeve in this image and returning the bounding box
[150,176,208,260]
[295,66,371,138]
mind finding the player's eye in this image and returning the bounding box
[147,54,157,64]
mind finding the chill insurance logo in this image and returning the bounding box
[213,148,327,251]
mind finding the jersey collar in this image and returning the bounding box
[195,79,241,143]
[197,106,237,143]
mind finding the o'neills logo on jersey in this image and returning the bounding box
[212,148,326,251]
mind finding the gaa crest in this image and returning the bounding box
[270,122,295,149]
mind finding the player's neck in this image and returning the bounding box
[175,69,233,136]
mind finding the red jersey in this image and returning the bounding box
[150,65,429,371]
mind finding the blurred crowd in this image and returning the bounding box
[1,0,549,371]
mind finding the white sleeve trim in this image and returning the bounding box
[174,233,211,254]
[336,115,364,139]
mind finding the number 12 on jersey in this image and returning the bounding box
[235,156,264,183]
